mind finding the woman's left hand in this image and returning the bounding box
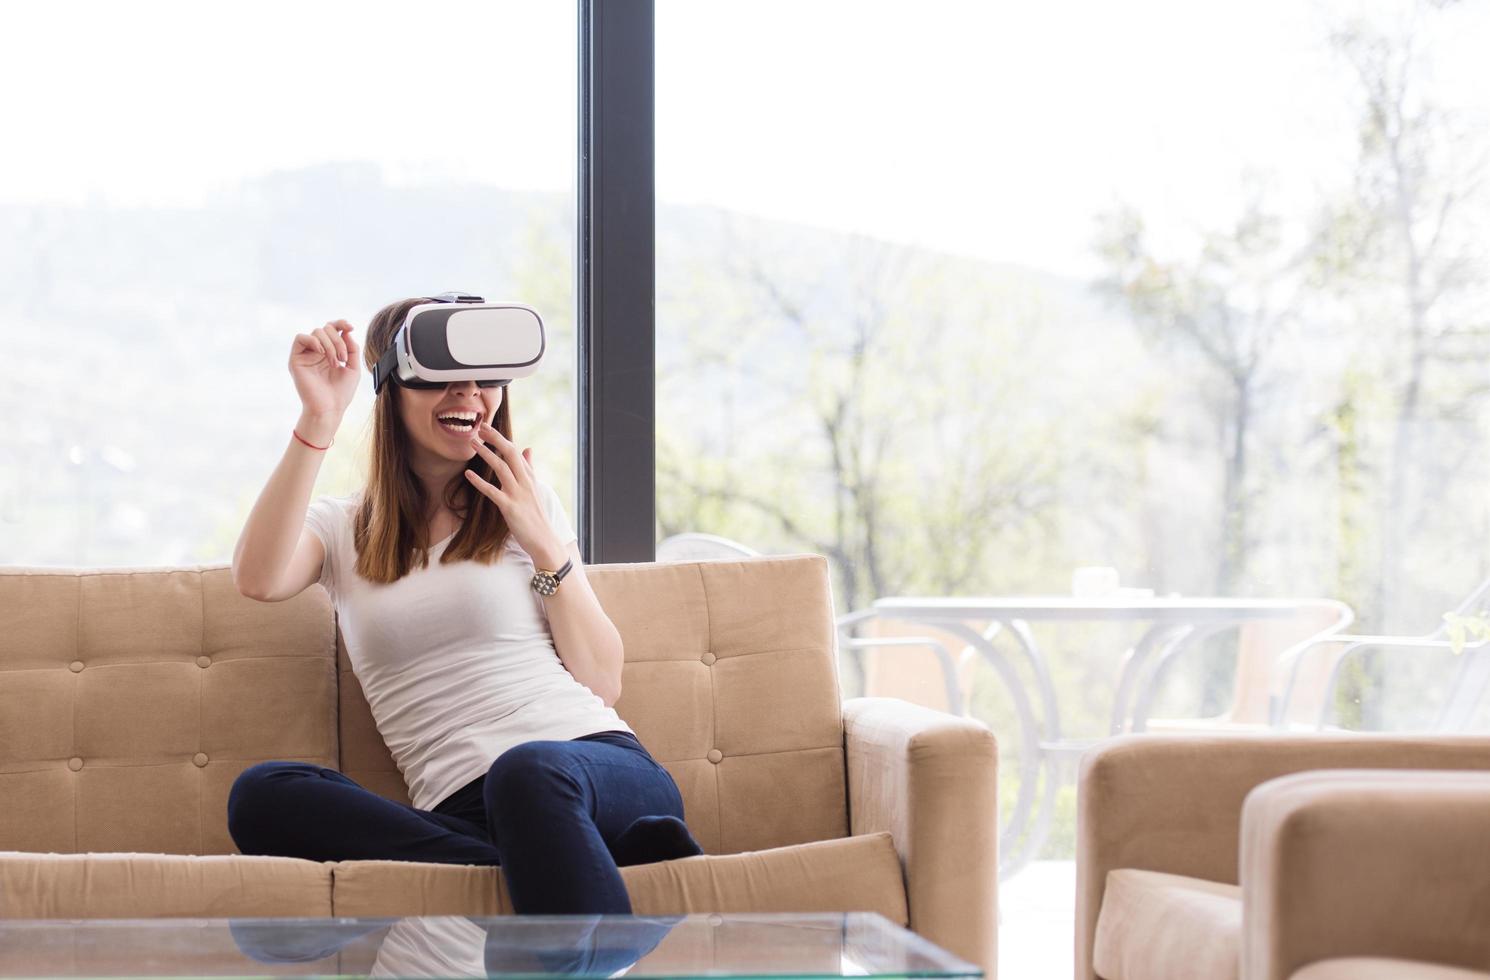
[464,422,564,566]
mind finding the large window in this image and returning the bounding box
[1,1,579,566]
[656,0,1490,855]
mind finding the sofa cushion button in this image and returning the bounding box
[700,652,716,666]
[67,757,83,772]
[706,749,723,764]
[193,753,209,768]
[69,660,84,673]
[195,656,211,669]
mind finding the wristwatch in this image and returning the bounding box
[530,558,574,596]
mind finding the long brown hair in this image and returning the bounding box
[351,297,514,584]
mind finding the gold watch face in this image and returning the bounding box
[531,571,559,595]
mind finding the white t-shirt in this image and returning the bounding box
[303,481,635,812]
[369,916,641,978]
[370,916,486,978]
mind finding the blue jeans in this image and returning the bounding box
[226,731,692,914]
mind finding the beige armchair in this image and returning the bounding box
[1077,733,1490,980]
[0,555,998,973]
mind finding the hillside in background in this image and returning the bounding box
[0,162,1122,571]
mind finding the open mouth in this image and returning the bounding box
[436,411,480,436]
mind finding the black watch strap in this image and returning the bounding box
[532,558,575,597]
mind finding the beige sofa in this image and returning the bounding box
[0,554,998,973]
[1077,733,1490,980]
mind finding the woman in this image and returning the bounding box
[227,298,703,915]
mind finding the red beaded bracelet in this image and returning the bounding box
[292,429,333,451]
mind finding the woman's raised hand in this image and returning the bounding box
[290,320,361,419]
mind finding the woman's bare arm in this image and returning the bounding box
[232,410,340,601]
[534,538,625,706]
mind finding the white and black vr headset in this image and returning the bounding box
[372,292,545,395]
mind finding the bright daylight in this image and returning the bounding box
[2,1,1489,979]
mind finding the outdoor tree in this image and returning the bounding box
[1298,0,1490,728]
[1315,1,1490,632]
[1093,190,1312,595]
[655,211,1074,694]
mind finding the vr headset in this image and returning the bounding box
[372,292,545,395]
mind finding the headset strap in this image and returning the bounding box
[373,294,485,393]
[372,345,400,394]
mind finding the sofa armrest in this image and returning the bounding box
[1076,733,1490,980]
[1242,769,1490,980]
[842,696,998,974]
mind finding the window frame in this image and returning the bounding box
[577,0,655,564]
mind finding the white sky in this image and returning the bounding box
[0,0,1485,278]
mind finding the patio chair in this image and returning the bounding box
[654,533,761,562]
[1268,574,1490,732]
[834,610,982,715]
[1130,599,1354,734]
[1128,575,1490,737]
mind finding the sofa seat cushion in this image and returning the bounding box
[0,851,332,917]
[1093,869,1240,980]
[1292,959,1490,980]
[330,831,908,924]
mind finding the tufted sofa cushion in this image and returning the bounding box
[0,566,337,856]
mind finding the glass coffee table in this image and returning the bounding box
[0,912,983,978]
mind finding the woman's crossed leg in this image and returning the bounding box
[225,731,701,915]
[227,761,500,866]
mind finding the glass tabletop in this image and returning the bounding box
[0,912,983,979]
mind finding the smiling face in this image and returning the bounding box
[395,379,504,467]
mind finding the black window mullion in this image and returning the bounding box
[577,0,655,565]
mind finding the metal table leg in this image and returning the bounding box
[1110,623,1193,735]
[928,619,1052,878]
[1005,618,1065,871]
[1127,621,1239,732]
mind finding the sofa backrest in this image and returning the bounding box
[0,554,847,858]
[339,554,849,856]
[0,565,339,856]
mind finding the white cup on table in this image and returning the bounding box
[1071,565,1120,598]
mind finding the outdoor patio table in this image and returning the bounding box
[868,595,1307,876]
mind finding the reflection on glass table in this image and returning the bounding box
[0,912,983,979]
